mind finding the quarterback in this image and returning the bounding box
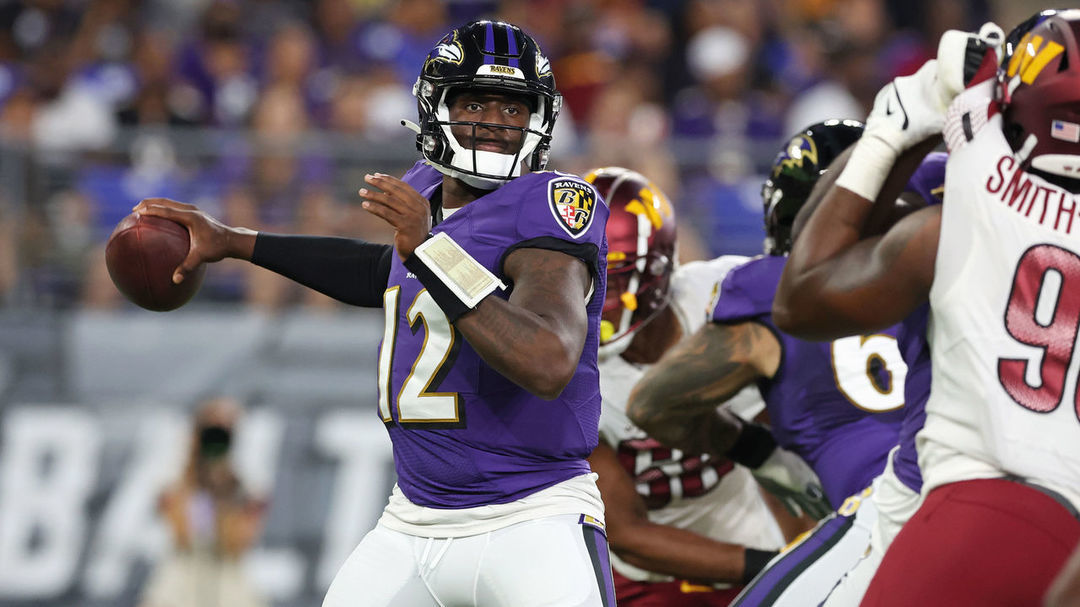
[137,20,616,607]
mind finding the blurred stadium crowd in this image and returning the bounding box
[0,0,1035,310]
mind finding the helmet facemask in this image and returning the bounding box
[416,83,557,189]
[600,246,674,358]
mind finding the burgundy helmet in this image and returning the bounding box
[584,167,677,355]
[999,9,1080,181]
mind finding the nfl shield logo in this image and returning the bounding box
[548,179,597,238]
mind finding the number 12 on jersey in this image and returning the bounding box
[377,287,464,426]
[998,244,1080,417]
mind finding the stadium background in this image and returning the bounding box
[0,0,1050,605]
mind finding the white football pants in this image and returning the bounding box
[823,451,922,607]
[323,513,616,607]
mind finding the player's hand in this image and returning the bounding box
[359,173,432,261]
[862,60,949,156]
[863,25,1002,156]
[749,447,832,520]
[936,23,1003,100]
[133,198,245,284]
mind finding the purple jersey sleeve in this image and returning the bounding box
[401,160,444,199]
[904,152,947,207]
[893,304,930,493]
[884,152,944,493]
[470,171,606,279]
[711,255,781,324]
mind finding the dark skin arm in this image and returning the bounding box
[773,138,941,340]
[587,441,755,584]
[456,247,589,399]
[136,172,591,400]
[789,145,927,246]
[627,322,781,457]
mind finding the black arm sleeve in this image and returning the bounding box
[250,233,393,307]
[725,421,778,469]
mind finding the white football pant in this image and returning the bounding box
[323,513,615,606]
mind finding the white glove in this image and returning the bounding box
[865,24,1004,156]
[837,24,1002,201]
[750,446,831,520]
[936,23,1003,107]
[863,59,948,156]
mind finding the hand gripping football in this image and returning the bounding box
[105,213,205,311]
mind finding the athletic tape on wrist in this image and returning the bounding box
[404,232,507,322]
[834,135,899,202]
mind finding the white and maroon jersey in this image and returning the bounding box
[598,257,785,583]
[921,82,1080,510]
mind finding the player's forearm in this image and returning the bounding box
[775,139,940,336]
[250,234,393,307]
[774,186,870,329]
[628,372,748,457]
[612,523,774,584]
[628,326,760,455]
[455,297,583,399]
[453,246,591,399]
[636,403,745,460]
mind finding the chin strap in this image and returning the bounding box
[401,117,518,190]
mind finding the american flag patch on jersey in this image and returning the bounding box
[1052,120,1080,143]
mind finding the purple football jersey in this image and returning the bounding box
[381,161,609,509]
[712,255,905,506]
[893,304,929,492]
[887,152,946,493]
[903,151,947,207]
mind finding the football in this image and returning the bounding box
[105,213,205,311]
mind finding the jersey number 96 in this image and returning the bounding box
[998,244,1080,419]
